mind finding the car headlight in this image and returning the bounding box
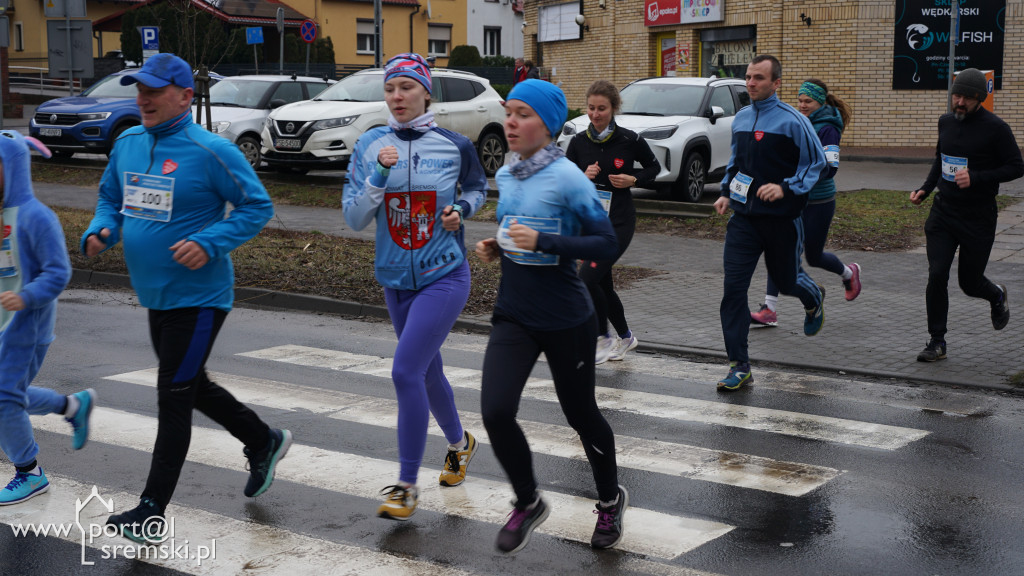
[210,121,231,134]
[311,116,358,131]
[265,117,274,129]
[561,123,577,136]
[78,112,112,121]
[639,126,678,140]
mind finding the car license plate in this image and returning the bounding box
[275,138,301,150]
[40,128,62,137]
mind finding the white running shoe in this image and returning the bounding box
[595,335,618,365]
[608,335,638,361]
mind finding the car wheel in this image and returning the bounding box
[105,124,136,157]
[237,136,262,169]
[674,151,707,203]
[478,132,506,177]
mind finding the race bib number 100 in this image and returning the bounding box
[122,172,175,222]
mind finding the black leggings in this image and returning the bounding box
[143,308,270,512]
[580,220,635,336]
[480,314,619,504]
[924,195,1002,340]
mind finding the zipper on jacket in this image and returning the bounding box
[146,135,158,174]
[408,138,417,290]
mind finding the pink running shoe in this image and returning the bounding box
[844,263,862,301]
[750,304,777,327]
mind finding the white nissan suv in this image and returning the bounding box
[557,76,749,202]
[261,67,508,175]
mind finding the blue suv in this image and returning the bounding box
[30,70,141,158]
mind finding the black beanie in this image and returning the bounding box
[952,68,988,102]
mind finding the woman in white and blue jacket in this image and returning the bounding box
[750,79,861,327]
[342,53,487,521]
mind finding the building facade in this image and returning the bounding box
[465,0,524,59]
[521,0,1024,149]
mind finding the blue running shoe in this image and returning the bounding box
[66,389,96,450]
[804,285,825,336]
[244,428,293,497]
[0,468,50,506]
[717,363,752,391]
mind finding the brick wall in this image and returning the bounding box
[522,0,1024,149]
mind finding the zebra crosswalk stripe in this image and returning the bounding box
[30,407,734,560]
[238,345,930,450]
[106,368,840,497]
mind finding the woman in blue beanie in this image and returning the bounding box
[751,78,860,327]
[476,79,628,554]
[343,53,487,520]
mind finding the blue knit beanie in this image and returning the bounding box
[506,79,567,138]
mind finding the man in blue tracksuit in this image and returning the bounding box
[82,53,291,543]
[713,55,827,390]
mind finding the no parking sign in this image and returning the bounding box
[300,19,317,43]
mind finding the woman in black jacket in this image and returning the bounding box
[566,80,660,364]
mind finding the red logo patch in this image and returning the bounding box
[385,191,436,250]
[162,160,178,175]
[613,158,625,169]
[2,225,10,239]
[754,131,764,142]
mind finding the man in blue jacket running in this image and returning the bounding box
[713,54,827,391]
[82,53,291,543]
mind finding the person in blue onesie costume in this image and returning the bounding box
[82,54,291,543]
[343,53,486,521]
[476,80,628,554]
[0,132,95,506]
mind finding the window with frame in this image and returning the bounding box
[356,20,375,54]
[483,27,501,56]
[14,22,23,52]
[428,25,451,57]
[539,2,581,43]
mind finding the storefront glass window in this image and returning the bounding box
[699,26,756,78]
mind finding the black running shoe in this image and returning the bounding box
[244,428,293,497]
[992,284,1009,330]
[916,340,946,362]
[106,496,166,544]
[591,485,629,549]
[496,496,550,554]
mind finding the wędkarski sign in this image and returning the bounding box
[645,0,723,27]
[893,0,1004,90]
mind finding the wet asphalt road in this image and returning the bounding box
[2,289,1023,575]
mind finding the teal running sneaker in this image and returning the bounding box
[804,285,825,336]
[0,468,50,506]
[66,388,96,450]
[244,428,293,497]
[717,362,752,391]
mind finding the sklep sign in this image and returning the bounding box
[646,0,723,27]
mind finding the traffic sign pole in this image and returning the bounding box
[277,7,284,73]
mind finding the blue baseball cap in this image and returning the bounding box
[120,53,194,90]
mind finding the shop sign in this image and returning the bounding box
[646,0,723,27]
[893,0,1004,90]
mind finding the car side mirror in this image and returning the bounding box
[708,106,725,124]
[269,99,288,109]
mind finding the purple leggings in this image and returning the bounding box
[384,259,470,484]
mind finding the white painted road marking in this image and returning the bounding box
[239,345,930,450]
[31,407,734,560]
[107,368,840,497]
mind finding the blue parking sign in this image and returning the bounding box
[139,26,159,50]
[246,27,264,45]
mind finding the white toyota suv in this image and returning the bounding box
[195,74,333,168]
[261,67,508,175]
[557,76,749,202]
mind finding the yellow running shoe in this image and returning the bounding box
[377,484,418,521]
[439,431,478,487]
